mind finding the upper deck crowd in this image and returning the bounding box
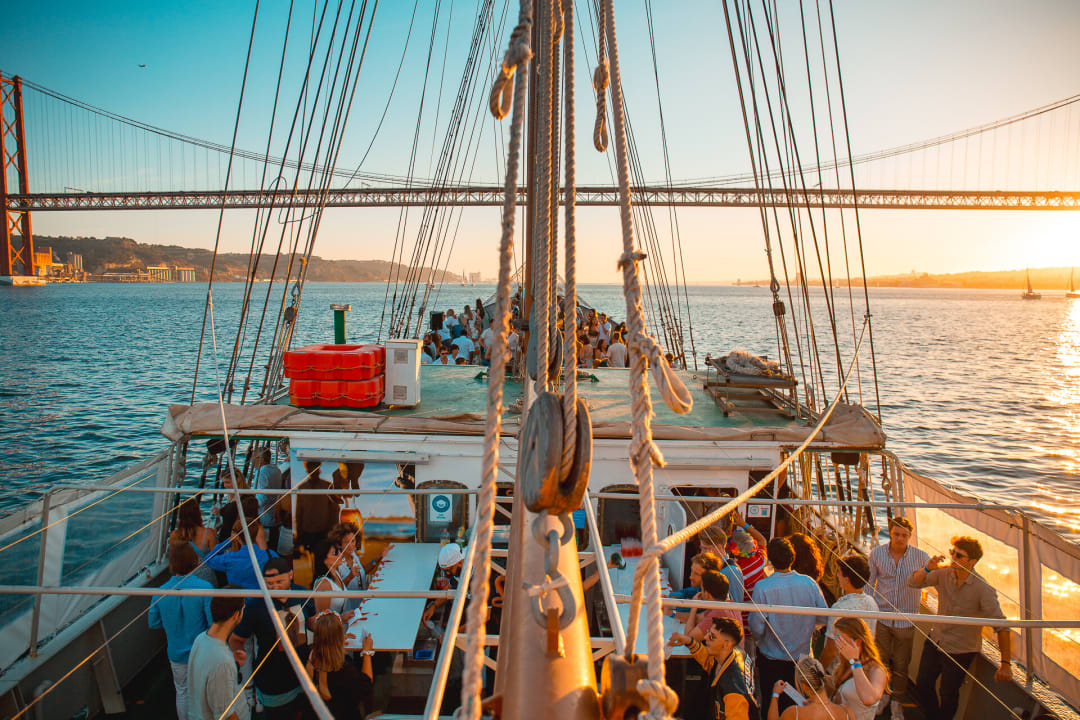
[149,452,1019,720]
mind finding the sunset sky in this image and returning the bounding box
[5,0,1080,283]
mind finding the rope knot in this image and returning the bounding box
[489,21,534,119]
[636,679,679,718]
[631,336,694,415]
[630,437,665,469]
[523,573,570,598]
[617,249,647,270]
[506,20,534,67]
[592,61,610,152]
[592,61,610,92]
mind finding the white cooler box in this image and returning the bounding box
[383,338,422,407]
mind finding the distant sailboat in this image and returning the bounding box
[1022,268,1041,300]
[1067,268,1080,299]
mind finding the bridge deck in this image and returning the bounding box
[8,186,1080,211]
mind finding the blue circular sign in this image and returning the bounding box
[432,495,451,513]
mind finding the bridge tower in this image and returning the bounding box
[0,73,34,278]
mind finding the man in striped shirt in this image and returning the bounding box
[865,516,929,720]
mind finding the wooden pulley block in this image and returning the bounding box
[599,653,649,720]
[519,391,565,513]
[554,396,592,515]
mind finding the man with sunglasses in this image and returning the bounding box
[908,536,1011,720]
[670,616,758,720]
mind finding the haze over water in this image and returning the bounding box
[2,282,1079,542]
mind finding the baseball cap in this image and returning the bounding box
[263,556,293,576]
[438,543,465,569]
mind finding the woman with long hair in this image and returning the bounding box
[831,617,888,720]
[304,611,373,719]
[214,468,250,544]
[311,539,355,624]
[169,496,217,584]
[594,338,610,368]
[788,532,835,604]
[205,498,271,588]
[768,656,853,720]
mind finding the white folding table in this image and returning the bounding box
[604,548,689,657]
[345,542,442,651]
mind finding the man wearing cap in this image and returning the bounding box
[422,543,466,623]
[229,557,313,719]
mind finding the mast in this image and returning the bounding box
[492,1,600,717]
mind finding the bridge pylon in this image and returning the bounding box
[0,73,34,279]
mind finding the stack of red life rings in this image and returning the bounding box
[283,344,386,408]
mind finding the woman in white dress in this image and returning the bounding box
[312,539,355,624]
[831,617,888,720]
[328,521,386,612]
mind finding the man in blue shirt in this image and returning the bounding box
[229,557,314,719]
[749,537,828,713]
[148,542,213,720]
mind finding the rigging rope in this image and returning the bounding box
[560,0,579,482]
[825,0,882,421]
[191,0,263,405]
[458,3,533,717]
[599,0,693,715]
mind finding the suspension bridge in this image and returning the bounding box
[2,72,1079,277]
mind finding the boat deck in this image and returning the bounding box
[320,364,798,429]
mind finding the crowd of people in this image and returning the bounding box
[153,459,393,719]
[665,513,1012,720]
[152,451,1014,720]
[418,297,632,369]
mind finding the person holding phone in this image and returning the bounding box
[767,657,852,720]
[908,536,1012,719]
[670,616,757,720]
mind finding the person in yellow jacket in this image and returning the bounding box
[670,616,759,720]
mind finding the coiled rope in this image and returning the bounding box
[458,3,533,718]
[598,0,693,716]
[592,1,609,152]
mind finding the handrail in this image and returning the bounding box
[423,525,478,720]
[48,485,476,496]
[584,496,626,656]
[612,595,1080,629]
[0,585,456,599]
[588,492,1020,512]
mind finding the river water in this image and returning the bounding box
[2,281,1079,544]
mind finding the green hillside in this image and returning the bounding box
[28,235,461,283]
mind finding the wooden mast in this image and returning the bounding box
[492,2,600,717]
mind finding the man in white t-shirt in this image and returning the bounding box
[598,313,612,343]
[819,553,878,670]
[480,320,495,366]
[188,595,249,720]
[452,334,475,362]
[607,335,627,368]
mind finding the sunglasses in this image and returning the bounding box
[949,548,969,560]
